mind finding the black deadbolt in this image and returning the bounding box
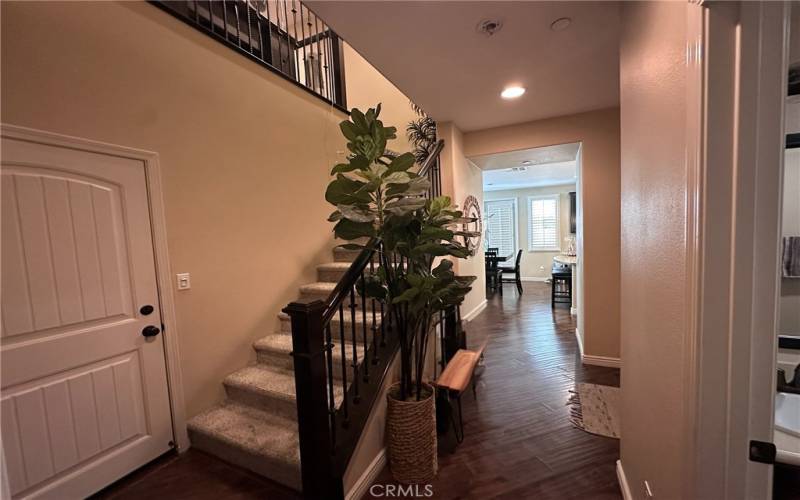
[140,305,155,315]
[142,325,161,338]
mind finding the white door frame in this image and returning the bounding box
[0,124,190,457]
[684,2,789,498]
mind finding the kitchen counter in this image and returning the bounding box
[554,254,577,265]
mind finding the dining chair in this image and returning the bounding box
[484,249,502,295]
[499,249,523,294]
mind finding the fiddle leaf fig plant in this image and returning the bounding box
[326,105,477,401]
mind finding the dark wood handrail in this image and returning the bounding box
[417,139,444,179]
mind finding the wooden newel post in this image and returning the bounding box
[283,300,343,499]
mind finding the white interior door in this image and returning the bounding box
[1,134,173,498]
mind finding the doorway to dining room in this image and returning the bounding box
[473,142,582,323]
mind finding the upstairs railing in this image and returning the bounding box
[284,140,453,498]
[152,0,347,110]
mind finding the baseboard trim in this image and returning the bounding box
[520,276,548,282]
[345,448,386,500]
[582,353,621,368]
[575,328,584,357]
[616,460,633,500]
[463,299,488,322]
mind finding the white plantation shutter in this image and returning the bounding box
[528,195,560,251]
[484,199,517,256]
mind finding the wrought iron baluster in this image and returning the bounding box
[324,323,336,449]
[244,0,254,53]
[360,272,369,381]
[298,1,308,88]
[207,1,214,33]
[369,257,379,363]
[440,310,446,369]
[320,22,332,100]
[263,0,273,64]
[281,0,292,75]
[338,304,349,425]
[290,0,300,80]
[233,0,242,47]
[349,287,360,403]
[193,0,199,23]
[313,15,324,98]
[221,0,230,41]
[255,4,265,60]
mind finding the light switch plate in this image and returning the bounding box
[176,273,191,290]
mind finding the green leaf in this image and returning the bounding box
[392,287,419,304]
[337,243,365,251]
[334,218,375,240]
[325,174,371,205]
[387,152,415,173]
[385,197,426,215]
[330,155,369,175]
[410,243,450,257]
[351,109,369,132]
[337,204,374,223]
[340,121,358,141]
[383,172,411,185]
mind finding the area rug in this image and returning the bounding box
[567,383,620,439]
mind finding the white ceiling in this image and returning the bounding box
[471,143,578,191]
[307,1,620,131]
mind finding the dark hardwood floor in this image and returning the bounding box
[96,282,621,499]
[366,282,621,499]
[90,448,301,500]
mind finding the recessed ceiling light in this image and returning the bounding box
[550,17,572,32]
[501,86,526,99]
[522,160,533,165]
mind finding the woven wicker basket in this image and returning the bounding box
[386,382,437,484]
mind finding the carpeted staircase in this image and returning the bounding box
[187,245,379,490]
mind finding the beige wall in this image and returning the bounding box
[344,44,419,155]
[462,108,620,359]
[484,184,575,280]
[438,122,487,319]
[0,1,415,421]
[619,2,689,498]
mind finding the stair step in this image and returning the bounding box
[223,364,344,419]
[299,282,382,311]
[277,311,384,338]
[254,333,370,381]
[318,261,359,282]
[333,246,378,263]
[187,403,301,491]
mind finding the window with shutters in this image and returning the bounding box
[528,195,561,252]
[484,199,517,257]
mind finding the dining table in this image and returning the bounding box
[485,252,513,295]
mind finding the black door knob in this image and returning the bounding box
[142,325,161,338]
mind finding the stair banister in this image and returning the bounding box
[284,138,446,499]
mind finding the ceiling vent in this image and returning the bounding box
[477,19,503,37]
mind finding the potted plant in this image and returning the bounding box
[325,105,476,483]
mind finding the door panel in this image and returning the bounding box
[1,135,172,499]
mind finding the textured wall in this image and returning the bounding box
[0,1,413,420]
[619,2,689,498]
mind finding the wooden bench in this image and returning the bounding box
[433,340,487,442]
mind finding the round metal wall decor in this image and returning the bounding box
[461,195,482,256]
